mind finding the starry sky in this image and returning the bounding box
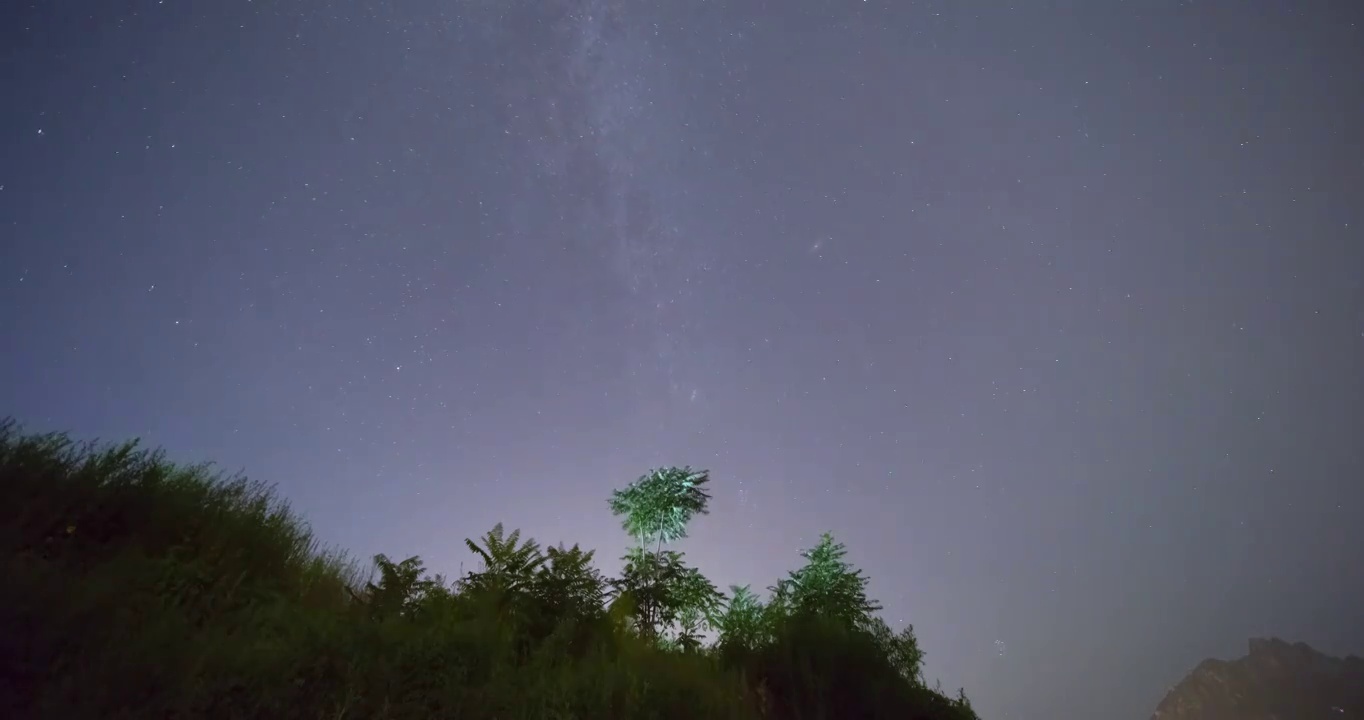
[2,1,1362,718]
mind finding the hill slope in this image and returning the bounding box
[0,420,980,720]
[1152,638,1364,720]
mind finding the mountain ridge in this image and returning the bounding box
[1152,637,1364,720]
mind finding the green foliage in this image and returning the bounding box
[606,466,722,650]
[0,419,981,720]
[713,584,770,657]
[610,547,724,644]
[670,563,724,652]
[748,614,979,720]
[532,543,607,622]
[867,616,928,685]
[769,532,881,631]
[360,553,440,619]
[607,466,712,550]
[461,522,546,595]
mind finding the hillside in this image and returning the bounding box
[1152,638,1364,720]
[0,420,980,720]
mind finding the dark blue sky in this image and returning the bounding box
[2,2,1361,718]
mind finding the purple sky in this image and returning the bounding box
[2,2,1361,719]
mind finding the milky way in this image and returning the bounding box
[2,2,1361,719]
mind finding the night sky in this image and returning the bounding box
[3,1,1362,718]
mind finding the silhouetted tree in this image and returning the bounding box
[460,522,544,595]
[359,553,437,619]
[956,687,978,718]
[531,542,606,621]
[868,616,927,685]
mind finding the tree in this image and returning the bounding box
[609,548,722,643]
[607,467,717,645]
[769,532,881,630]
[460,522,545,595]
[713,584,769,656]
[607,466,712,555]
[867,616,927,685]
[531,542,606,621]
[610,547,677,639]
[359,553,438,619]
[955,687,978,718]
[671,563,725,652]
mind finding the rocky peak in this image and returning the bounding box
[1151,638,1363,720]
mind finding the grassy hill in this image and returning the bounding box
[0,419,980,720]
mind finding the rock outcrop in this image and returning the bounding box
[1152,638,1364,720]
